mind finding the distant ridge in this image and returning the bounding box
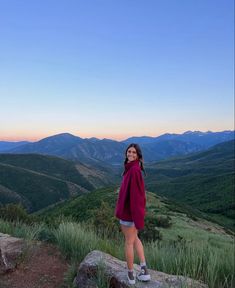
[0,141,31,152]
[1,130,233,165]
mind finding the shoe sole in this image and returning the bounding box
[127,275,136,285]
[126,274,136,288]
[137,274,151,281]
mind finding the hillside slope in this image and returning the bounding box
[0,154,118,212]
[35,186,234,240]
[144,140,235,230]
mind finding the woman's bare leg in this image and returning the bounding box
[121,225,138,270]
[134,235,146,263]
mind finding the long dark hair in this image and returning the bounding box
[121,143,147,176]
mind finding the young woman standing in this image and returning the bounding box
[115,143,151,285]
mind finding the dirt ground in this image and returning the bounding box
[0,241,70,288]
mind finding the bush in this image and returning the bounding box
[90,201,119,238]
[156,215,172,228]
[37,225,57,243]
[139,213,163,242]
[0,203,33,224]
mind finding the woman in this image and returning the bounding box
[115,143,151,285]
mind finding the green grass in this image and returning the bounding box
[28,186,235,287]
[53,221,100,262]
[0,218,45,240]
[0,217,234,288]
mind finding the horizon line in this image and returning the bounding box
[0,129,234,142]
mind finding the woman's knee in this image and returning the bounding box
[125,237,135,246]
[125,233,136,245]
[123,227,137,244]
[134,235,140,245]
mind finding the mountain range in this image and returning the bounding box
[0,137,234,230]
[0,130,234,166]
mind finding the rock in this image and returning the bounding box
[74,250,208,288]
[0,232,27,274]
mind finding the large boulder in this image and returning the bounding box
[74,250,208,288]
[0,232,27,274]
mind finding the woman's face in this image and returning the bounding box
[126,147,138,162]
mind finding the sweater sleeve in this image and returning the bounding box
[129,168,146,230]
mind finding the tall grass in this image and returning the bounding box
[62,260,78,288]
[144,237,234,288]
[90,258,112,288]
[0,218,234,288]
[52,221,124,263]
[52,220,234,288]
[53,221,100,262]
[0,218,45,240]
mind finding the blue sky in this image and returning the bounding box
[0,0,234,141]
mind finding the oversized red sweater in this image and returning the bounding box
[115,159,146,230]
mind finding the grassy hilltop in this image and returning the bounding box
[1,185,234,288]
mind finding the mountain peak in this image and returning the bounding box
[183,130,204,135]
[42,133,82,141]
[52,132,77,138]
[86,137,100,141]
[35,133,84,145]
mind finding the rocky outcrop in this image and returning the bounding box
[0,232,27,274]
[74,250,208,288]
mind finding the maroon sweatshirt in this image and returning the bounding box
[115,159,146,230]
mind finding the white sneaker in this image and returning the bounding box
[127,270,136,285]
[137,266,151,281]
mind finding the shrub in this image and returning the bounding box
[139,213,163,242]
[0,203,32,224]
[37,225,57,243]
[90,201,119,238]
[156,215,172,228]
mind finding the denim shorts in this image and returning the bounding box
[119,219,135,227]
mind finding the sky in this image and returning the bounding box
[0,0,234,141]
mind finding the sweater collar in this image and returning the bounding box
[124,159,140,172]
